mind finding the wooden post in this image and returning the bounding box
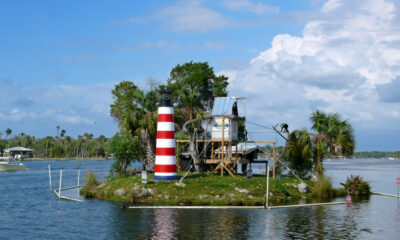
[273,143,276,179]
[221,116,225,176]
[211,142,214,159]
[266,165,270,208]
[235,144,238,162]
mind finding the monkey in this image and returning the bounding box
[280,123,289,133]
[232,101,238,116]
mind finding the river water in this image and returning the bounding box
[0,159,399,239]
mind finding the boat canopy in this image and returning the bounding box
[4,147,33,153]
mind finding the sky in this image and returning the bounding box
[0,0,399,151]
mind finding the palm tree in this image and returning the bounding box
[285,129,313,177]
[56,126,60,138]
[110,81,159,170]
[60,129,66,139]
[285,110,355,180]
[5,128,12,139]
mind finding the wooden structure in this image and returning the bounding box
[177,138,276,179]
[3,146,33,159]
[177,97,277,179]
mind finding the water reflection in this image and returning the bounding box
[273,205,359,239]
[151,209,177,240]
[2,159,399,239]
[108,208,251,239]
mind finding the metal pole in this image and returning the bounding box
[273,143,276,179]
[48,165,52,191]
[78,169,80,186]
[59,169,62,197]
[266,165,270,208]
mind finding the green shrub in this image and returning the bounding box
[340,175,370,196]
[275,183,290,197]
[80,171,100,198]
[313,176,334,198]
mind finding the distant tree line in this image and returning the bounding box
[353,151,400,159]
[0,128,107,159]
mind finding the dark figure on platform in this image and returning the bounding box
[280,123,289,133]
[232,101,238,116]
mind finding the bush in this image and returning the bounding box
[275,183,290,197]
[80,171,100,198]
[313,176,334,198]
[105,131,141,176]
[340,175,370,196]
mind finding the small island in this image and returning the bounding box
[80,62,370,206]
[81,172,348,206]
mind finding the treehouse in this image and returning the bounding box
[177,97,277,178]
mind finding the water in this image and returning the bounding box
[1,159,399,239]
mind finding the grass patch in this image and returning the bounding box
[81,172,346,206]
[80,171,100,198]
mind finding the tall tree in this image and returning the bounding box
[5,128,12,139]
[167,61,228,121]
[56,126,60,138]
[285,110,355,180]
[167,62,229,172]
[110,81,159,170]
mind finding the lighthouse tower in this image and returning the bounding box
[153,90,178,181]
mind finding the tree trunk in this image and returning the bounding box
[183,119,203,173]
[141,130,155,171]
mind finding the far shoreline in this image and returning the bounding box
[23,157,113,161]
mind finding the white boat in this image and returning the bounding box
[0,157,26,171]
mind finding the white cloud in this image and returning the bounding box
[155,1,232,32]
[226,0,400,131]
[125,1,235,32]
[0,82,117,137]
[321,0,342,13]
[0,108,36,122]
[55,114,95,125]
[203,39,228,49]
[221,0,279,15]
[119,40,179,51]
[60,54,100,63]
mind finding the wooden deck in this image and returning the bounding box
[204,159,249,164]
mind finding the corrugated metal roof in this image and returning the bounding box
[211,97,238,116]
[4,147,33,152]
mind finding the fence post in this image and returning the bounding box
[266,165,270,208]
[48,165,52,191]
[59,169,63,197]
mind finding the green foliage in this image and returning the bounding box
[109,81,159,170]
[285,110,355,179]
[285,129,313,177]
[80,171,100,198]
[274,182,290,197]
[108,62,230,172]
[340,175,371,196]
[105,131,141,176]
[167,61,228,121]
[313,176,335,198]
[110,81,159,137]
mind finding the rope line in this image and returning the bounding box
[247,121,273,130]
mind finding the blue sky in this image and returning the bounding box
[1,0,399,151]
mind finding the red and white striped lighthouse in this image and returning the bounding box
[153,95,178,181]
